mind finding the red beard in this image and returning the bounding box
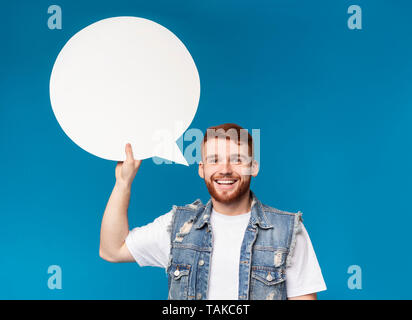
[205,173,251,204]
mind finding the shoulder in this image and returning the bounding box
[172,198,204,213]
[262,203,301,216]
[169,199,205,226]
[260,203,303,222]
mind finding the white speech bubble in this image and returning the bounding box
[49,16,200,165]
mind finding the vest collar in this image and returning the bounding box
[249,190,273,229]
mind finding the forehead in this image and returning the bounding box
[203,137,249,156]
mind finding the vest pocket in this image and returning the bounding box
[168,263,191,300]
[250,266,286,300]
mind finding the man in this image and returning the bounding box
[99,123,326,300]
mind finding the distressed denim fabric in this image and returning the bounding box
[166,190,302,300]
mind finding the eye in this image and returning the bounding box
[230,155,242,164]
[207,156,218,164]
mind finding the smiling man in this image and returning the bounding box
[99,123,326,300]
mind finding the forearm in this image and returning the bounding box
[99,181,132,260]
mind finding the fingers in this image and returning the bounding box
[125,143,134,162]
[125,144,143,169]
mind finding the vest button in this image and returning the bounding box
[196,293,202,300]
[266,273,273,281]
[198,260,204,266]
[174,270,180,277]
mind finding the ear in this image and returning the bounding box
[198,161,205,179]
[251,160,259,177]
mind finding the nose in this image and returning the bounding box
[221,159,233,174]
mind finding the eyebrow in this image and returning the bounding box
[205,154,248,160]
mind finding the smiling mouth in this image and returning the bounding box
[213,178,239,189]
[215,179,237,185]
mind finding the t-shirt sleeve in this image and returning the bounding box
[285,222,327,298]
[125,210,173,269]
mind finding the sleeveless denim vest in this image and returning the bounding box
[166,190,302,300]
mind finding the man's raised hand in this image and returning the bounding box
[115,143,142,188]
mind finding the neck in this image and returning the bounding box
[211,190,252,216]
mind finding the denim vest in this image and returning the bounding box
[166,190,302,300]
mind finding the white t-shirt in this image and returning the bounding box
[125,208,327,299]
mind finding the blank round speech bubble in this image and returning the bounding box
[49,16,200,165]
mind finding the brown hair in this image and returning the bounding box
[201,123,254,160]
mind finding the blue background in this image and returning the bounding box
[1,0,411,299]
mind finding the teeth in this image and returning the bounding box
[216,180,236,184]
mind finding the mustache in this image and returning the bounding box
[212,174,240,180]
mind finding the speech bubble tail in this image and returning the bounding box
[170,143,189,166]
[155,142,189,166]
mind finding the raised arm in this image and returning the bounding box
[99,143,141,262]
